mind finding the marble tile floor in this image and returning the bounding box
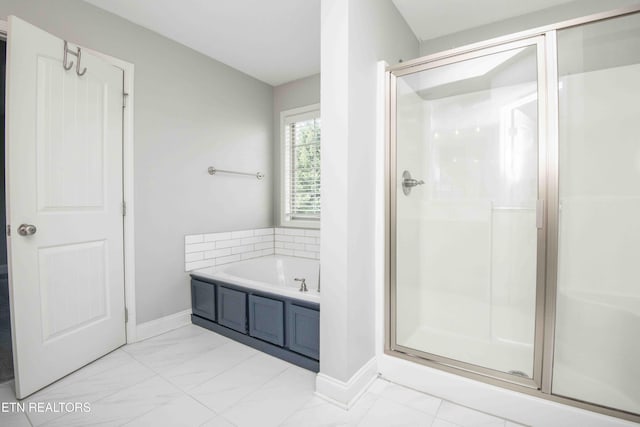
[0,324,524,427]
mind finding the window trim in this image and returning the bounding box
[279,103,321,229]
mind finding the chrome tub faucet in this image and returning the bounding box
[295,277,308,292]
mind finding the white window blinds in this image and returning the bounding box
[283,109,321,223]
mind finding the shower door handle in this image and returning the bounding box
[403,178,424,187]
[536,200,544,229]
[401,170,424,195]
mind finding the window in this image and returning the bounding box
[281,104,321,227]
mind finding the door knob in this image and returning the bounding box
[17,224,37,236]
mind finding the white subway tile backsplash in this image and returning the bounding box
[185,227,320,271]
[241,251,262,260]
[215,239,243,249]
[274,234,294,243]
[204,248,232,259]
[294,236,316,245]
[254,242,272,251]
[231,244,254,255]
[305,244,320,253]
[254,228,274,236]
[231,230,254,239]
[294,250,315,259]
[185,242,216,253]
[204,232,232,242]
[185,235,204,244]
[216,254,241,265]
[240,236,262,245]
[185,252,204,262]
[283,242,305,251]
[185,259,216,271]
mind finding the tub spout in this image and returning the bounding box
[295,277,308,292]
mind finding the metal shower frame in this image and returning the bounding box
[384,4,640,423]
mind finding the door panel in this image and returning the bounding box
[392,39,545,381]
[39,240,108,341]
[7,16,125,398]
[37,56,107,211]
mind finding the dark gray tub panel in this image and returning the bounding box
[191,279,216,321]
[191,314,319,372]
[249,294,285,346]
[190,275,319,372]
[288,304,320,360]
[217,286,247,333]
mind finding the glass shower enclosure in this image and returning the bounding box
[386,7,640,422]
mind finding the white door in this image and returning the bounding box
[6,16,126,398]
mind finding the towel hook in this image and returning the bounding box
[75,47,87,76]
[62,40,87,77]
[63,41,74,71]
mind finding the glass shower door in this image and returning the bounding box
[391,38,545,383]
[553,13,640,414]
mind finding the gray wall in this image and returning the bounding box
[0,0,274,324]
[420,0,640,55]
[272,74,320,225]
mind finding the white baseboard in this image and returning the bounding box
[315,357,378,409]
[134,309,192,342]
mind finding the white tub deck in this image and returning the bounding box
[192,255,320,304]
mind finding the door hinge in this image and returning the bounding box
[125,307,129,323]
[123,92,129,108]
[6,225,10,236]
[122,201,127,217]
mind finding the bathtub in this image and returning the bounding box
[191,255,320,304]
[190,255,321,371]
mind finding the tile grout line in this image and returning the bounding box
[161,345,261,393]
[26,374,164,427]
[354,393,384,427]
[119,392,214,427]
[24,350,150,427]
[198,413,238,427]
[368,379,442,419]
[182,352,291,416]
[379,377,511,425]
[213,363,294,417]
[115,384,181,427]
[120,327,221,376]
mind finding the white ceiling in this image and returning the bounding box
[84,0,580,86]
[84,0,320,86]
[392,0,577,41]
